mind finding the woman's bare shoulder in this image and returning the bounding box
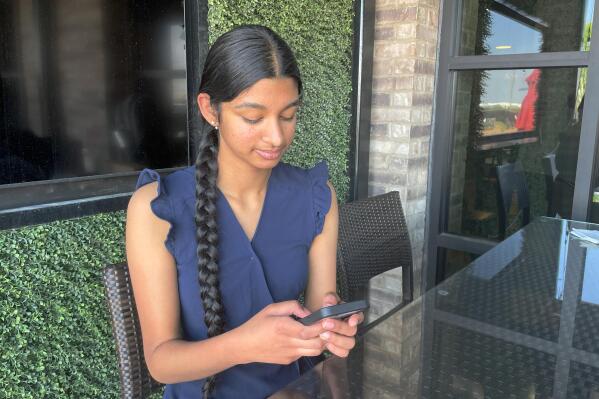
[126,181,171,250]
[128,182,159,215]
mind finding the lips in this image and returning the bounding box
[255,149,282,160]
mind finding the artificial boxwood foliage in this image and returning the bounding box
[0,1,353,398]
[0,213,126,398]
[209,0,354,201]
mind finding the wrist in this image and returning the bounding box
[223,326,253,365]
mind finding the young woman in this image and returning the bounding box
[126,25,362,399]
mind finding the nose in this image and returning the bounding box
[262,119,284,147]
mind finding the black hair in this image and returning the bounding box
[194,25,302,398]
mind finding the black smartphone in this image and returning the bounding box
[296,300,368,326]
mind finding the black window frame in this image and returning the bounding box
[348,0,376,202]
[425,0,599,290]
[0,0,209,230]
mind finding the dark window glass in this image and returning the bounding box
[0,1,187,185]
[438,248,479,281]
[448,67,586,240]
[459,0,595,55]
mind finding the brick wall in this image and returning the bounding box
[367,0,441,311]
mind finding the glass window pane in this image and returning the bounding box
[459,0,595,55]
[448,67,586,240]
[0,1,188,185]
[439,248,479,281]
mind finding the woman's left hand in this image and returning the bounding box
[318,293,364,357]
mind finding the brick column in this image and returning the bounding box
[367,0,440,310]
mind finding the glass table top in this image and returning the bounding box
[271,218,599,398]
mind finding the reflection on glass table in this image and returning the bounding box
[271,218,599,399]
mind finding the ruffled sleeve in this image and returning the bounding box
[307,161,332,236]
[135,169,177,258]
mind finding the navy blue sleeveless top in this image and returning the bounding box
[135,161,332,399]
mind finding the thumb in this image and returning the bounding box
[264,300,310,318]
[322,292,340,307]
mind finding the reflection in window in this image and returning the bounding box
[480,69,540,142]
[448,68,587,240]
[459,0,595,56]
[487,8,543,55]
[0,1,188,185]
[439,249,479,280]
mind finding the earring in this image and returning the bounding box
[213,121,219,130]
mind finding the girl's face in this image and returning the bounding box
[212,77,300,170]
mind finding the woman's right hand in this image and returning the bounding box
[234,301,326,365]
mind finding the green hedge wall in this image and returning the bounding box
[0,213,126,398]
[0,1,354,398]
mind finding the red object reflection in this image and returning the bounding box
[515,69,541,131]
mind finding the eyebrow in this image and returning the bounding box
[234,98,300,111]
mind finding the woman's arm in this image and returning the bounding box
[304,182,363,358]
[304,181,339,313]
[126,183,325,384]
[126,183,245,383]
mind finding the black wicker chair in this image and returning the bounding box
[103,262,163,399]
[336,191,413,304]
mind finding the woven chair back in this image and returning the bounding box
[336,191,413,303]
[103,262,163,399]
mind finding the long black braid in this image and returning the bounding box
[194,124,221,398]
[194,25,302,398]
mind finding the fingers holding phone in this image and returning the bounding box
[319,318,357,358]
[323,298,365,357]
[295,297,368,358]
[321,293,366,327]
[322,292,340,307]
[235,300,327,365]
